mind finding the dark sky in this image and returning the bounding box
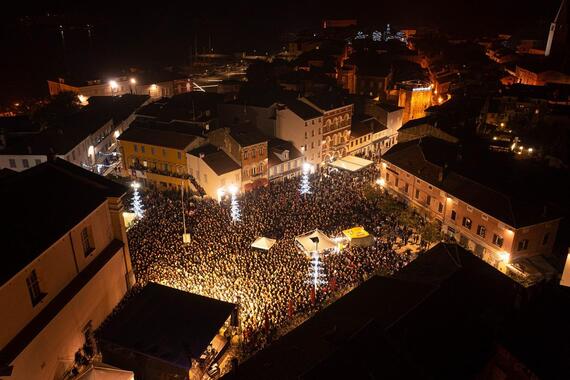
[0,0,562,102]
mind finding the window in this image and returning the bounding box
[22,159,29,168]
[438,202,443,213]
[151,147,156,155]
[26,270,45,306]
[426,195,431,205]
[395,178,399,187]
[517,239,529,251]
[141,145,145,153]
[415,189,420,199]
[492,234,504,247]
[462,217,472,230]
[476,225,486,238]
[311,130,315,137]
[404,183,409,193]
[542,233,550,246]
[9,159,16,168]
[311,142,314,149]
[386,173,390,182]
[304,132,308,139]
[35,159,41,166]
[134,144,138,152]
[451,210,457,221]
[318,128,321,135]
[162,149,167,157]
[177,152,182,160]
[81,227,94,257]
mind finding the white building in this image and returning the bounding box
[275,100,323,165]
[187,144,242,199]
[0,159,134,380]
[268,138,305,182]
[0,95,149,176]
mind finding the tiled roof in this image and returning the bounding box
[382,138,560,227]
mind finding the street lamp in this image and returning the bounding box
[130,78,136,94]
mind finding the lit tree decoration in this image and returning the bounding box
[229,185,241,222]
[299,162,313,195]
[355,31,366,40]
[131,182,144,218]
[372,30,382,42]
[309,252,327,290]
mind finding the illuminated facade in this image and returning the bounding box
[118,122,205,190]
[397,80,433,124]
[380,138,561,268]
[0,159,133,379]
[300,96,353,161]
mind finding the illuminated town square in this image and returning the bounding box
[127,165,421,354]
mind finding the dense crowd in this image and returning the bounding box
[127,166,420,352]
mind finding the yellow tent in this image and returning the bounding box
[342,227,370,240]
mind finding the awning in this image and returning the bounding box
[76,363,134,380]
[329,156,374,172]
[251,237,277,250]
[295,229,338,254]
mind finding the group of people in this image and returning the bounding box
[127,165,421,353]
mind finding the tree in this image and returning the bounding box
[32,91,80,128]
[420,221,442,245]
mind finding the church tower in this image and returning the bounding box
[545,0,568,57]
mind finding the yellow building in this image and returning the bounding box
[397,80,433,125]
[118,122,205,190]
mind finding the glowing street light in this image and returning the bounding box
[376,178,386,187]
[109,80,118,89]
[130,78,137,84]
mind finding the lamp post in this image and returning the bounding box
[130,78,136,94]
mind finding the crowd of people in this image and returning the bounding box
[127,165,421,353]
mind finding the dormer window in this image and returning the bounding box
[283,150,289,160]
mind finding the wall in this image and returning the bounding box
[275,109,321,165]
[0,202,114,349]
[8,247,128,380]
[187,154,241,198]
[380,161,560,262]
[0,155,48,171]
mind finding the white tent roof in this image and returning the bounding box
[251,236,277,250]
[295,229,338,254]
[329,156,374,172]
[76,364,134,380]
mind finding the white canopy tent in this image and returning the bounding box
[329,156,374,172]
[295,229,338,254]
[251,236,277,251]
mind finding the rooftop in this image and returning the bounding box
[304,92,353,111]
[282,99,322,120]
[224,243,521,380]
[268,138,303,166]
[1,95,148,156]
[98,282,235,369]
[350,114,385,137]
[0,159,126,285]
[382,137,561,227]
[118,121,201,150]
[189,144,241,175]
[229,126,268,147]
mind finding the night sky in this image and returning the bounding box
[0,0,562,103]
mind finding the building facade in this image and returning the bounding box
[397,80,433,125]
[0,159,133,380]
[380,138,561,267]
[118,122,205,190]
